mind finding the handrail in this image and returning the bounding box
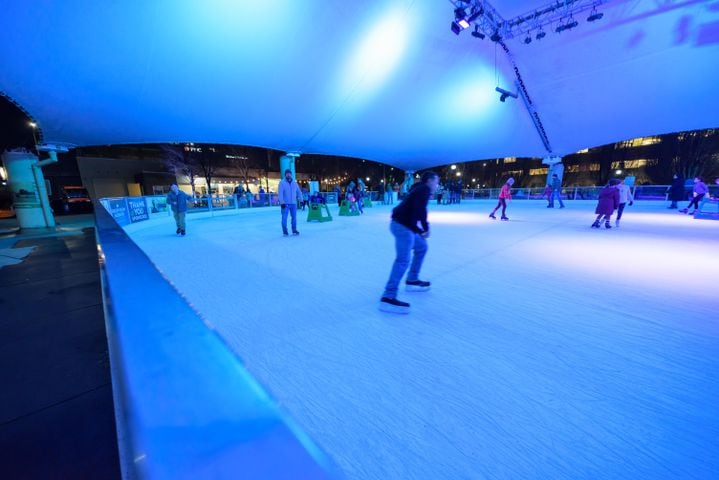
[95,202,341,479]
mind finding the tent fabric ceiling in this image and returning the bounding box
[1,0,718,170]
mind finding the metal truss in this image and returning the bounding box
[450,0,607,41]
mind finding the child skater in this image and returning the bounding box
[592,179,620,229]
[489,177,514,221]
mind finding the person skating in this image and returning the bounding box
[278,169,302,236]
[380,171,439,314]
[591,179,620,229]
[489,177,514,221]
[166,183,192,236]
[679,176,708,215]
[548,173,565,208]
[615,179,634,227]
[666,174,684,209]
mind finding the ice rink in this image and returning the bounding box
[126,199,718,479]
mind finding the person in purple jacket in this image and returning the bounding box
[591,179,621,229]
[380,171,439,314]
[680,176,709,215]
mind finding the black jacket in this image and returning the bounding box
[391,183,430,234]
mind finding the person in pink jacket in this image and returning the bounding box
[592,179,621,229]
[489,177,514,221]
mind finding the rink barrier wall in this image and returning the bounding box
[94,202,342,480]
[99,185,718,225]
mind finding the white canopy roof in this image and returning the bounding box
[1,1,717,169]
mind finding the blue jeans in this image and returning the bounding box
[382,221,428,299]
[549,190,565,207]
[281,204,297,233]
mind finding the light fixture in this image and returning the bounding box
[366,177,370,181]
[490,31,502,42]
[28,121,37,128]
[456,172,461,177]
[451,165,457,170]
[615,169,623,175]
[495,87,518,102]
[451,8,469,35]
[556,17,578,33]
[524,36,532,44]
[471,25,485,39]
[536,30,546,40]
[587,9,603,22]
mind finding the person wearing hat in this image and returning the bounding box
[278,168,302,236]
[489,177,514,221]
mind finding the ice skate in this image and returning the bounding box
[501,216,509,221]
[406,280,430,292]
[591,220,600,228]
[292,230,300,235]
[379,297,410,314]
[489,213,496,219]
[604,222,612,229]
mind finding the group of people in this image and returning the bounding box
[165,171,716,316]
[591,178,633,229]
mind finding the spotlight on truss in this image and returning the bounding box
[490,31,502,42]
[536,30,546,40]
[495,87,518,103]
[587,10,604,22]
[471,25,485,39]
[524,36,532,44]
[555,18,578,33]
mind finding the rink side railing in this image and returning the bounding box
[99,185,718,226]
[94,203,341,479]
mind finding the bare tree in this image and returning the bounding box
[226,146,253,191]
[162,144,198,197]
[196,145,217,197]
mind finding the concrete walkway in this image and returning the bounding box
[0,214,120,479]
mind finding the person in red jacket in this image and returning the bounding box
[592,179,621,229]
[489,177,514,221]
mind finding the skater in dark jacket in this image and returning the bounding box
[666,174,684,209]
[380,171,439,314]
[592,179,620,229]
[489,177,514,220]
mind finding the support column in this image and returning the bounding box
[280,153,300,179]
[2,149,56,228]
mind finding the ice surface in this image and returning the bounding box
[127,200,719,479]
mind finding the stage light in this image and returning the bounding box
[587,10,604,22]
[490,31,501,42]
[471,26,485,39]
[451,7,470,33]
[495,87,518,102]
[524,36,532,44]
[536,30,546,40]
[555,19,578,33]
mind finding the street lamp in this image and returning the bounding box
[456,172,461,177]
[451,165,457,170]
